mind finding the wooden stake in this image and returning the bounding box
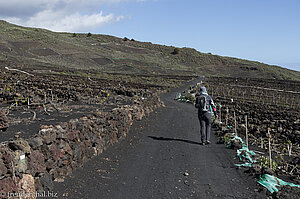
[51,89,54,101]
[287,142,292,157]
[234,111,237,135]
[219,104,222,123]
[226,107,229,126]
[268,128,272,169]
[245,115,248,148]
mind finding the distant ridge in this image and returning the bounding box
[0,20,299,81]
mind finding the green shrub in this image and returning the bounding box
[171,48,180,55]
[223,134,232,145]
[87,32,92,37]
[257,156,278,172]
[184,93,195,102]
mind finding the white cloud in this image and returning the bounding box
[0,0,127,32]
[5,10,120,32]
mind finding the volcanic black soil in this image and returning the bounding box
[51,79,266,199]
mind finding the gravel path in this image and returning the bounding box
[51,79,266,199]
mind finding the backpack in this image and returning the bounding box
[198,95,209,112]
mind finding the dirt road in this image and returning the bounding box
[52,79,265,199]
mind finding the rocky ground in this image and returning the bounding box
[0,69,191,142]
[176,76,300,198]
[0,69,194,198]
[0,72,299,198]
[49,77,266,199]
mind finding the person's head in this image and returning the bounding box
[200,86,207,94]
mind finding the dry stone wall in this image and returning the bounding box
[0,93,163,198]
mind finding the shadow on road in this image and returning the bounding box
[148,136,201,145]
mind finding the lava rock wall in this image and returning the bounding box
[0,93,163,198]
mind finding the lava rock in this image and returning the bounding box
[17,174,36,199]
[27,150,46,177]
[8,138,31,154]
[39,172,53,192]
[0,177,18,194]
[0,159,7,177]
[27,137,44,150]
[2,150,14,164]
[0,109,8,130]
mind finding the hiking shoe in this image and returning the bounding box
[206,141,211,145]
[201,142,205,145]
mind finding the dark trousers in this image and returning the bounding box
[198,112,211,142]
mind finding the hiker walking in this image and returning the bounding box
[195,86,217,145]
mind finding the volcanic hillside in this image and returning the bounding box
[0,20,299,81]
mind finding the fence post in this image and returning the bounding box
[267,128,272,169]
[219,104,222,123]
[234,111,237,135]
[245,115,248,148]
[27,97,30,109]
[287,141,292,157]
[226,107,229,126]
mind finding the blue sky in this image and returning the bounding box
[1,0,300,71]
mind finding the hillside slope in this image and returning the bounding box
[0,20,299,81]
